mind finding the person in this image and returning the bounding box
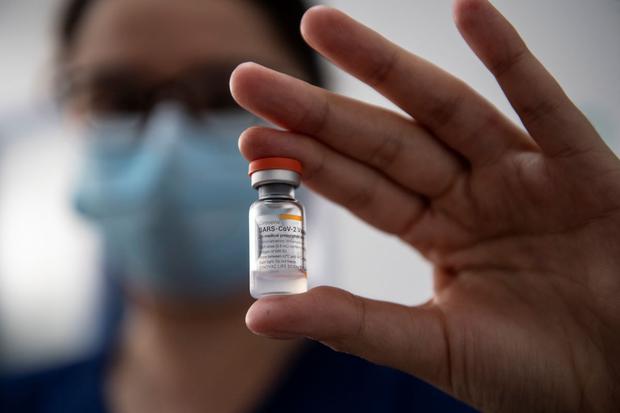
[0,0,474,412]
[230,1,620,412]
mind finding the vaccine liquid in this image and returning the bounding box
[249,192,307,298]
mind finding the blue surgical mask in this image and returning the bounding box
[73,104,256,297]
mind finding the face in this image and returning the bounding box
[62,0,305,119]
[64,0,308,304]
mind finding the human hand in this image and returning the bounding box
[229,1,620,411]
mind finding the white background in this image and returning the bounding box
[1,0,619,369]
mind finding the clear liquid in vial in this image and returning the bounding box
[250,270,307,298]
[249,195,307,298]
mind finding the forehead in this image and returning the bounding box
[71,0,295,74]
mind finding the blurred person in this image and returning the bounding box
[0,0,474,412]
[230,2,620,413]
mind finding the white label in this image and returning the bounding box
[256,214,305,273]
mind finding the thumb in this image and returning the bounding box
[246,286,452,391]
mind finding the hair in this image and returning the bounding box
[56,0,324,86]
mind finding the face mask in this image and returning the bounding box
[73,104,256,297]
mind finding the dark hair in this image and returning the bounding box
[57,0,323,86]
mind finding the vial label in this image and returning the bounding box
[255,214,306,274]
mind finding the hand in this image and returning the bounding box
[229,1,620,411]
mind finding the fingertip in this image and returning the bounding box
[238,126,270,160]
[300,5,347,49]
[229,61,255,91]
[453,0,488,31]
[237,130,244,155]
[237,128,250,160]
[229,62,254,105]
[300,5,334,37]
[244,299,265,334]
[245,295,301,338]
[453,0,487,14]
[230,62,303,124]
[452,0,488,26]
[303,4,334,18]
[229,62,269,105]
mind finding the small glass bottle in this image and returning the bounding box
[248,157,307,298]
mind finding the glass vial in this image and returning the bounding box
[248,157,307,298]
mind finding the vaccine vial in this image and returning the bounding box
[248,157,307,298]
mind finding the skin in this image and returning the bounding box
[230,2,620,412]
[64,0,307,412]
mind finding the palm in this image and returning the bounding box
[367,119,619,410]
[421,142,620,410]
[232,2,620,411]
[415,151,618,250]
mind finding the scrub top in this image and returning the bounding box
[1,340,476,412]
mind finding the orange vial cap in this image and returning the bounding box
[248,157,303,176]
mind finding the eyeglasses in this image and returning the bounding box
[57,61,242,118]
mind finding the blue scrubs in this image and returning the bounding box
[1,340,476,412]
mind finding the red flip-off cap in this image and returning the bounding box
[248,157,303,176]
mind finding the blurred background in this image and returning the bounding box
[0,0,619,373]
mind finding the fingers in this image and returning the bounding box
[230,62,462,198]
[239,126,426,236]
[453,0,604,157]
[246,286,452,392]
[299,6,533,165]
